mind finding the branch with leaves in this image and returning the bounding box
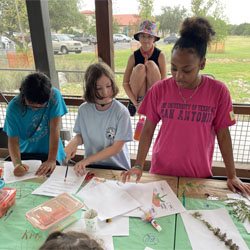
[226,199,250,223]
[191,212,239,250]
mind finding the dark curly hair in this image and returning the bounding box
[18,72,52,108]
[172,16,215,59]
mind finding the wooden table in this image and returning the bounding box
[175,177,250,250]
[87,167,178,192]
[178,177,230,199]
[0,165,249,250]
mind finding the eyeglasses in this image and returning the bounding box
[25,102,49,110]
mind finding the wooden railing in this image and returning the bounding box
[1,95,250,178]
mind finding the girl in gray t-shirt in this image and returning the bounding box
[65,62,133,176]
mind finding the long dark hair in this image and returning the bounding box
[172,17,215,59]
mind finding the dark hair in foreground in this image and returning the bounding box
[39,231,104,250]
[172,16,215,59]
[84,61,119,103]
[19,72,52,107]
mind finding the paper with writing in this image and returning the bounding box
[32,165,86,197]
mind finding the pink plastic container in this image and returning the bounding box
[25,192,83,236]
[0,180,17,218]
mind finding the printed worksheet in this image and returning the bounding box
[32,165,86,197]
[3,160,42,184]
[125,180,186,218]
[82,178,185,218]
[77,180,141,221]
[181,207,249,250]
[83,178,153,216]
[120,181,154,217]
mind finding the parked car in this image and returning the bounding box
[0,36,15,49]
[73,33,97,45]
[113,34,131,43]
[51,33,82,54]
[64,34,75,39]
[163,34,179,44]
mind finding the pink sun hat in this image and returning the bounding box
[134,20,160,41]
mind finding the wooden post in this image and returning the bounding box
[95,0,114,71]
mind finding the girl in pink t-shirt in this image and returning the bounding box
[121,16,250,195]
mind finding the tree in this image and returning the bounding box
[0,0,87,46]
[137,0,154,20]
[207,16,227,42]
[0,0,29,48]
[232,23,250,36]
[190,0,228,42]
[156,5,188,36]
[226,24,237,35]
[113,18,120,34]
[48,0,86,33]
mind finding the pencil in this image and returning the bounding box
[64,163,69,182]
[15,158,26,169]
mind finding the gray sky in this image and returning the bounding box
[83,0,250,25]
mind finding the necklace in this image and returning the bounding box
[178,85,200,103]
[95,100,113,107]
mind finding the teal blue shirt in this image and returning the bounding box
[3,87,68,163]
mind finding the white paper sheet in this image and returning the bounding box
[64,219,114,250]
[118,182,153,217]
[65,211,129,236]
[77,180,141,221]
[83,177,106,189]
[82,179,185,218]
[181,207,249,250]
[3,160,42,183]
[227,193,250,233]
[227,193,250,206]
[126,180,186,218]
[32,165,86,197]
[97,235,114,250]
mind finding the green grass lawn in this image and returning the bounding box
[58,36,250,103]
[1,36,249,103]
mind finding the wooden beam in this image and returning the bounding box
[95,0,114,70]
[25,0,59,88]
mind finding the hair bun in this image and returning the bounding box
[180,17,215,44]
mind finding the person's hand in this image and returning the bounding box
[120,166,143,184]
[64,143,77,163]
[227,176,250,196]
[35,160,56,176]
[74,159,89,177]
[13,164,29,177]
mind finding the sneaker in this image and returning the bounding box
[127,100,136,116]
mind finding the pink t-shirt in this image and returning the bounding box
[138,75,236,178]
